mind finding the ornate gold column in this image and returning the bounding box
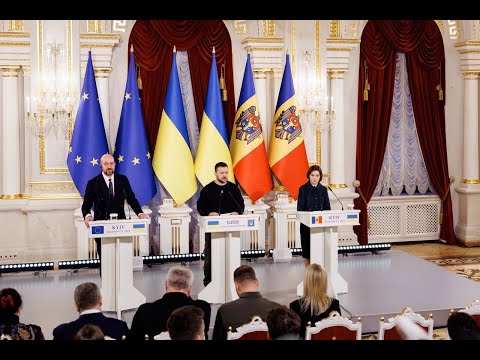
[79,33,121,145]
[325,38,359,190]
[241,37,284,153]
[0,31,31,199]
[454,41,480,245]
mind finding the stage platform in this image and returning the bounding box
[1,249,479,339]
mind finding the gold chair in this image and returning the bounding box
[227,315,270,340]
[377,307,433,340]
[305,311,362,340]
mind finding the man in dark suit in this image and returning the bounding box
[130,265,211,340]
[82,153,148,261]
[52,282,130,340]
[212,265,281,340]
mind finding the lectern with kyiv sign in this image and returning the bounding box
[296,209,360,297]
[89,219,149,318]
[198,214,260,304]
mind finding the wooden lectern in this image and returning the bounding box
[296,210,360,297]
[88,219,149,319]
[198,214,260,304]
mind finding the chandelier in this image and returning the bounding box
[296,50,334,132]
[25,42,74,139]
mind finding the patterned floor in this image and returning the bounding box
[361,241,480,340]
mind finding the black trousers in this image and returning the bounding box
[203,232,212,286]
[300,223,311,259]
[95,238,102,277]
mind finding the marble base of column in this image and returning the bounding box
[455,183,480,246]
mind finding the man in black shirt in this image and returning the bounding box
[197,162,245,286]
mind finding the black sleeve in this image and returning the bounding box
[332,299,341,315]
[212,308,227,340]
[322,186,331,211]
[123,176,143,215]
[196,187,210,216]
[81,178,95,218]
[130,304,149,340]
[297,184,306,211]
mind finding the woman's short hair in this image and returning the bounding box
[306,165,323,181]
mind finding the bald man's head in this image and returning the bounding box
[100,153,115,177]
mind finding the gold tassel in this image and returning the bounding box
[436,84,443,101]
[137,65,143,90]
[222,88,227,101]
[439,208,443,225]
[363,60,370,102]
[219,63,226,90]
[366,214,371,230]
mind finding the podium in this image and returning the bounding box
[88,219,149,318]
[198,214,260,304]
[296,210,360,297]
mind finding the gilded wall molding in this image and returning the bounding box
[454,41,480,47]
[80,33,121,40]
[241,37,283,44]
[326,38,360,44]
[87,20,103,33]
[262,20,276,37]
[8,20,24,32]
[30,181,76,192]
[0,32,29,38]
[329,20,340,38]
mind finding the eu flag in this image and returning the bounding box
[113,48,157,206]
[67,51,109,196]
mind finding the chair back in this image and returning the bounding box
[377,307,433,340]
[227,315,269,340]
[458,299,480,327]
[153,331,171,340]
[305,311,362,340]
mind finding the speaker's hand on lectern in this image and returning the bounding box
[138,213,149,219]
[230,212,239,215]
[208,212,220,216]
[84,215,93,228]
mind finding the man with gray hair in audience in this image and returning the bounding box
[130,265,211,340]
[52,282,130,340]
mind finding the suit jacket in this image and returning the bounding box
[130,292,211,340]
[289,298,341,338]
[212,292,281,340]
[52,312,130,340]
[297,181,331,212]
[81,173,143,221]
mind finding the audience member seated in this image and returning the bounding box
[289,264,341,338]
[167,305,205,340]
[266,305,301,340]
[130,265,211,340]
[0,288,44,340]
[212,265,281,340]
[74,324,105,340]
[52,282,130,340]
[447,311,480,340]
[395,315,430,340]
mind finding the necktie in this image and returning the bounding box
[108,178,114,198]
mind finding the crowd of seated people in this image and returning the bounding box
[2,263,479,341]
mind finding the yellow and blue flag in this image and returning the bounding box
[194,48,234,186]
[152,48,197,205]
[268,53,309,200]
[230,53,272,202]
[113,48,157,206]
[67,51,109,196]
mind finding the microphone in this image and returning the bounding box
[327,185,344,211]
[353,180,369,229]
[225,188,243,214]
[218,189,224,215]
[123,187,131,220]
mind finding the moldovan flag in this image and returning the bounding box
[230,54,272,202]
[268,54,308,200]
[195,48,234,186]
[152,48,197,205]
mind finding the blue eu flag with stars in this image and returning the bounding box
[113,48,157,206]
[67,51,109,196]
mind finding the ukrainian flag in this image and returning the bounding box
[195,48,234,186]
[152,47,197,205]
[268,54,309,200]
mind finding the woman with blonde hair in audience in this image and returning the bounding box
[289,264,341,338]
[0,288,44,340]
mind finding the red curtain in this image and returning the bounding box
[128,20,235,152]
[354,20,456,245]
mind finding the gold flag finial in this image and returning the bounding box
[173,45,176,53]
[130,45,133,52]
[212,46,215,54]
